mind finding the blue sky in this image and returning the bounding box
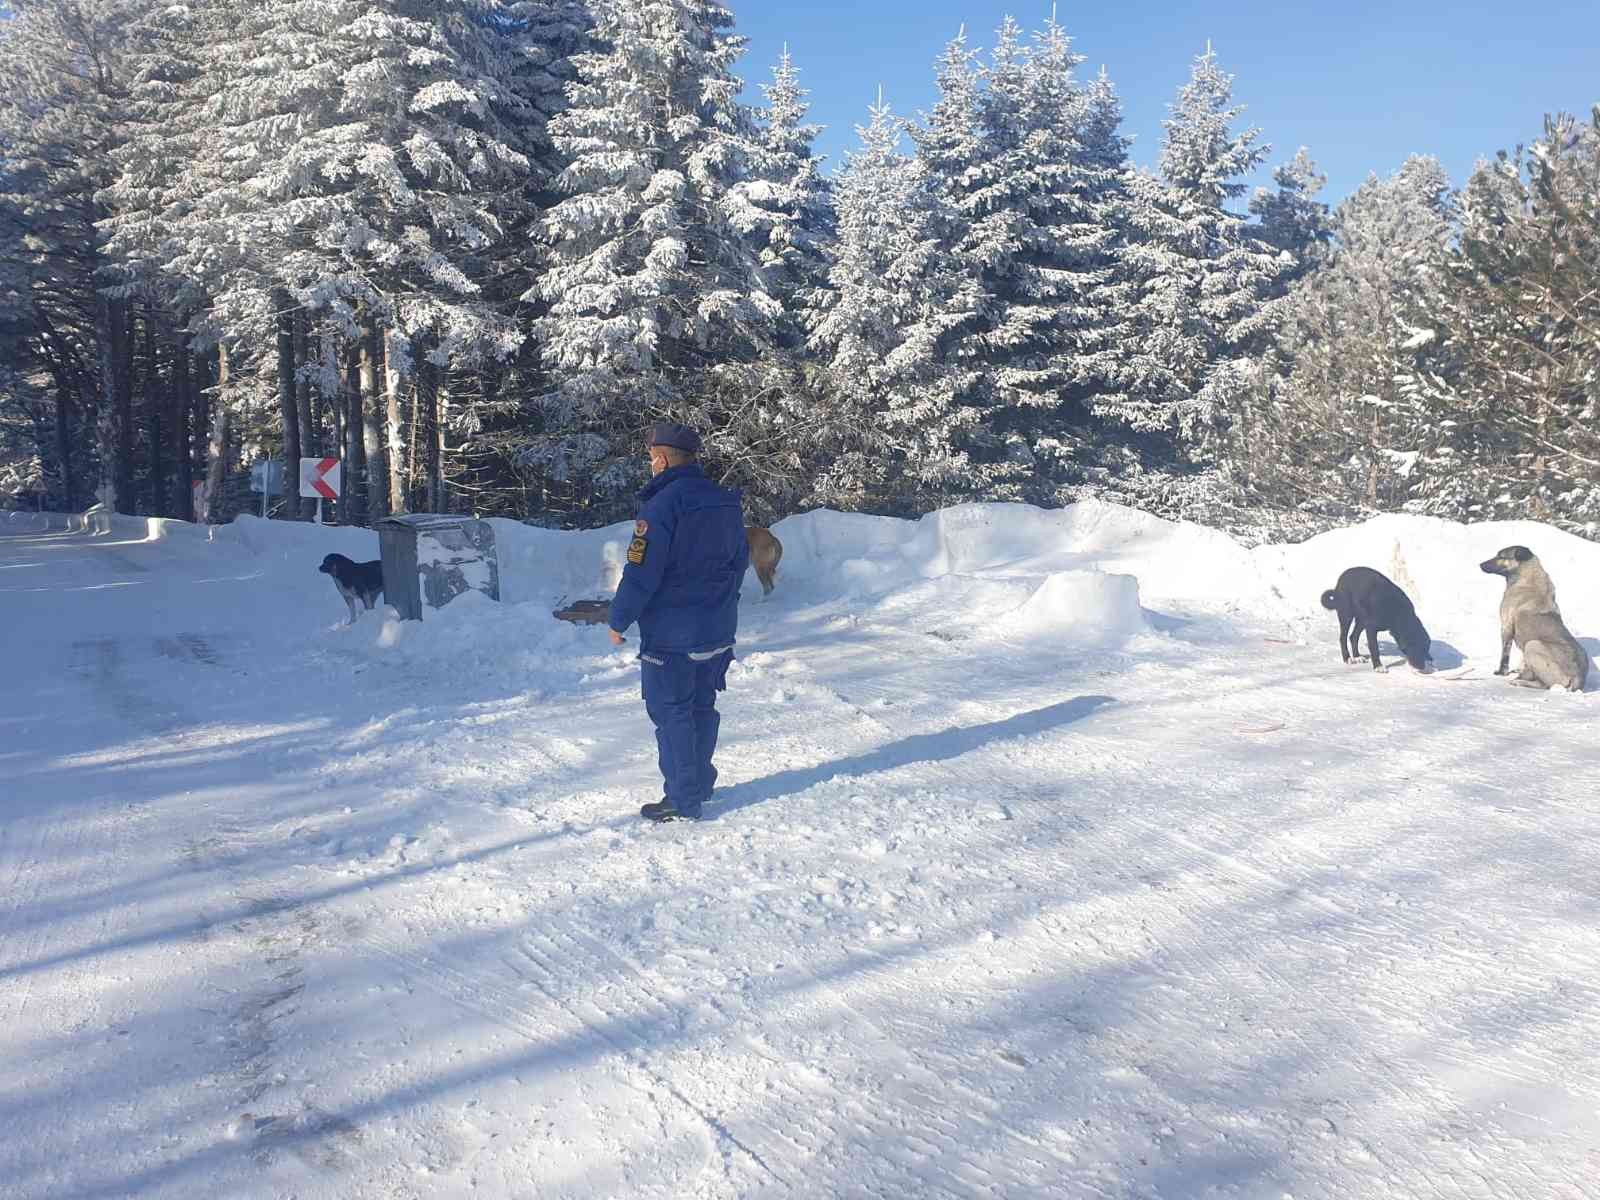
[732,0,1600,206]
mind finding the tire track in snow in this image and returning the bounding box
[0,817,63,1029]
[351,924,756,1199]
[511,926,780,1196]
[508,924,1068,1198]
[154,631,241,674]
[731,944,1076,1199]
[1063,649,1600,1200]
[68,637,190,736]
[352,915,1029,1198]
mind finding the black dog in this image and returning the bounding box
[1319,567,1433,673]
[319,553,385,625]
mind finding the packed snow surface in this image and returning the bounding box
[2,500,1597,1199]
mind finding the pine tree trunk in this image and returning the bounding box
[295,313,316,519]
[296,314,315,452]
[359,324,387,520]
[1366,409,1380,506]
[144,317,167,517]
[274,292,302,520]
[384,330,407,515]
[1534,355,1552,507]
[173,333,194,521]
[406,376,419,511]
[325,334,345,523]
[95,295,130,512]
[58,394,74,511]
[116,305,135,513]
[418,358,442,512]
[344,340,367,526]
[203,344,231,524]
[27,404,51,508]
[49,367,74,512]
[194,344,211,510]
[437,379,451,514]
[479,367,503,515]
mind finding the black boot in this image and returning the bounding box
[640,800,696,823]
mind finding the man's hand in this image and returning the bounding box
[608,628,626,647]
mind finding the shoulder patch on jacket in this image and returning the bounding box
[627,534,648,565]
[634,519,649,536]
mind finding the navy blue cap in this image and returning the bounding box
[647,422,702,454]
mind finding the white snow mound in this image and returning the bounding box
[997,569,1146,642]
[770,500,1260,615]
[45,497,1600,678]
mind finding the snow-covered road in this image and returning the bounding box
[3,506,1598,1199]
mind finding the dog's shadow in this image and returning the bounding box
[1141,607,1191,635]
[1582,639,1600,691]
[1356,635,1466,670]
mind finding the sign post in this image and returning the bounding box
[299,457,341,524]
[249,459,285,518]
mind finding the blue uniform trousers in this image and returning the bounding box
[640,649,732,817]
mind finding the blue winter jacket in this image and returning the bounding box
[608,464,750,654]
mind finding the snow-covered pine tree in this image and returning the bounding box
[980,18,1140,504]
[390,0,593,519]
[688,44,842,521]
[961,16,1066,495]
[505,1,597,202]
[1078,65,1131,177]
[807,91,980,511]
[1249,148,1334,286]
[728,47,834,350]
[0,0,145,513]
[807,95,920,509]
[1245,155,1458,515]
[105,0,535,518]
[1449,113,1600,527]
[531,0,779,465]
[1113,46,1290,461]
[883,25,1016,500]
[253,1,530,362]
[1053,63,1178,499]
[1217,147,1333,509]
[98,2,248,520]
[1337,156,1458,508]
[910,27,987,244]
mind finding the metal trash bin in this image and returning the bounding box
[377,514,500,620]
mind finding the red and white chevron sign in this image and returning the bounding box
[299,457,341,500]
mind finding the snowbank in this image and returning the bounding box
[42,499,1600,674]
[66,503,199,542]
[770,500,1269,617]
[353,586,599,700]
[762,499,1596,664]
[214,511,381,562]
[2,510,54,532]
[1260,513,1600,664]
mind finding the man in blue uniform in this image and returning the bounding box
[608,423,750,822]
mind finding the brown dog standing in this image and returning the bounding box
[746,526,782,597]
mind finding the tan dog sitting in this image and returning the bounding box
[1479,545,1590,691]
[746,526,782,596]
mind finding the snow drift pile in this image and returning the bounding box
[43,498,1600,684]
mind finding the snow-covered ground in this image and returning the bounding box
[3,500,1598,1200]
